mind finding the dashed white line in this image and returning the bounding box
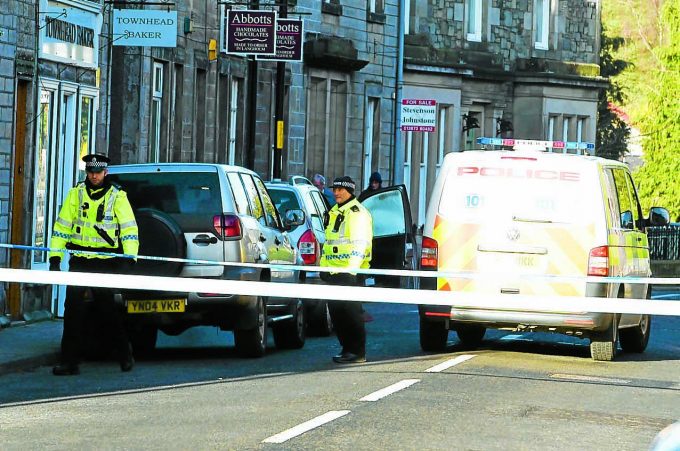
[550,373,631,384]
[262,410,351,444]
[425,354,476,373]
[359,379,421,402]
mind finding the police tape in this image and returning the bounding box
[1,242,680,285]
[0,268,679,316]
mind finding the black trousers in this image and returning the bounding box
[324,273,366,356]
[60,257,130,364]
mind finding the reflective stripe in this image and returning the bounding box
[326,238,352,245]
[118,220,136,229]
[56,217,72,228]
[120,235,138,241]
[53,231,71,239]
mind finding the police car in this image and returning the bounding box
[419,137,669,361]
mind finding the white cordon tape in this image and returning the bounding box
[0,268,679,316]
[1,243,680,285]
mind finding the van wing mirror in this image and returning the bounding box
[283,208,306,230]
[647,207,670,227]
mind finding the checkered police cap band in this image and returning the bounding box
[332,180,355,191]
[86,158,108,169]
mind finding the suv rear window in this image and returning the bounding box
[109,172,222,217]
[268,188,302,214]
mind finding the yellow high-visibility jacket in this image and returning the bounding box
[49,182,139,259]
[320,197,372,273]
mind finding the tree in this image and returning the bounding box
[596,28,630,161]
[634,0,680,220]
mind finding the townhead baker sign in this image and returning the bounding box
[112,10,178,47]
[40,1,101,68]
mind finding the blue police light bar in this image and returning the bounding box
[476,137,595,151]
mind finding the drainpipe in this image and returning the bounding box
[392,0,405,184]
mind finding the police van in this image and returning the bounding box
[419,138,669,361]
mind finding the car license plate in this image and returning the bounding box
[127,299,186,314]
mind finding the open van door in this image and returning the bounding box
[359,185,418,289]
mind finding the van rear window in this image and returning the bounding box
[109,172,221,215]
[439,165,599,224]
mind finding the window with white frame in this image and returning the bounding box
[548,115,556,142]
[305,72,349,180]
[577,117,586,143]
[228,78,239,165]
[150,61,164,162]
[466,0,482,42]
[534,0,550,49]
[368,0,384,15]
[363,98,380,187]
[437,105,453,176]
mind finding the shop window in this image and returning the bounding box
[33,90,55,264]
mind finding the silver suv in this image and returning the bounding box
[107,163,306,357]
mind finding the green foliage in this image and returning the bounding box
[596,27,630,161]
[632,0,680,220]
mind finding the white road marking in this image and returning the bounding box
[550,373,631,384]
[500,334,524,341]
[425,354,476,373]
[262,410,351,444]
[359,379,421,402]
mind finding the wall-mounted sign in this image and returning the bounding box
[39,0,102,69]
[400,99,437,132]
[226,10,277,55]
[257,19,303,62]
[113,10,177,47]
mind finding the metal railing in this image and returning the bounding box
[648,225,680,260]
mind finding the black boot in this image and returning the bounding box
[120,343,134,372]
[53,363,80,376]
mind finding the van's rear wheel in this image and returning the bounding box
[590,315,618,361]
[455,324,486,349]
[273,299,306,349]
[619,314,651,353]
[234,297,266,358]
[420,318,448,352]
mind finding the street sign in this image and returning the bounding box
[226,10,277,55]
[256,19,304,62]
[400,99,436,132]
[112,10,178,47]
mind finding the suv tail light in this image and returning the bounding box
[298,229,319,265]
[588,246,609,276]
[213,214,242,240]
[421,236,438,269]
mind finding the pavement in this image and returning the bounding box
[0,317,63,376]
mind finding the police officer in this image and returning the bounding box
[49,153,139,375]
[320,176,373,363]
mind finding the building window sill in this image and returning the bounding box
[322,2,343,15]
[367,12,385,24]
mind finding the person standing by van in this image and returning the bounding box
[320,176,373,363]
[312,173,336,207]
[359,172,383,199]
[49,153,139,375]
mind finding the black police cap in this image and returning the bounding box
[82,153,110,172]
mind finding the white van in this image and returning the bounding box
[419,138,669,361]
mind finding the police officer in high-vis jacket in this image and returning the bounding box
[49,153,139,376]
[320,176,373,364]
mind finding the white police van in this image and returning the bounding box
[419,137,669,361]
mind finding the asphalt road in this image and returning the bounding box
[0,296,678,450]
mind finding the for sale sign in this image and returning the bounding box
[226,10,277,55]
[400,99,437,132]
[257,19,304,62]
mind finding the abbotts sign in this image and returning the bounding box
[257,19,304,62]
[226,10,277,55]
